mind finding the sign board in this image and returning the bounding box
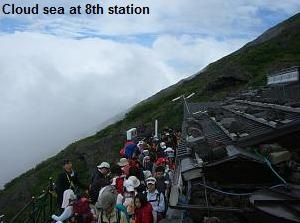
[267,69,299,85]
[126,128,137,140]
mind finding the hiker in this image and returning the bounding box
[55,159,86,209]
[128,159,144,181]
[90,162,111,204]
[145,177,165,223]
[137,141,147,163]
[134,192,153,223]
[96,186,128,223]
[148,143,157,164]
[119,179,136,219]
[156,142,166,159]
[164,147,174,159]
[143,155,154,172]
[72,196,94,223]
[52,189,76,223]
[154,166,170,197]
[114,159,129,194]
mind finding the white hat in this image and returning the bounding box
[117,158,129,167]
[164,147,174,152]
[138,140,146,146]
[143,150,149,156]
[160,142,167,149]
[143,170,152,179]
[123,179,135,192]
[165,147,175,158]
[126,185,135,192]
[146,177,157,184]
[97,162,110,169]
[128,176,140,188]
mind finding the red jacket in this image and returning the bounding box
[134,202,153,223]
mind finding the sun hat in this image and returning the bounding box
[117,158,129,167]
[97,162,110,169]
[165,147,175,158]
[164,147,174,153]
[96,186,118,209]
[128,176,140,188]
[123,179,135,192]
[143,170,152,179]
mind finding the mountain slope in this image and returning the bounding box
[1,12,300,220]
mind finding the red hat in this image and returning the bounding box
[156,157,166,166]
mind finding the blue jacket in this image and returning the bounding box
[124,143,137,159]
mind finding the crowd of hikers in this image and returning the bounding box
[52,128,180,223]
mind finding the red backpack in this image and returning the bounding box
[116,176,125,194]
[73,197,90,214]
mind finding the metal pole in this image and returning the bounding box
[183,95,190,114]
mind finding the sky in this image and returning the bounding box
[0,0,299,189]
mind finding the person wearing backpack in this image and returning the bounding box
[96,186,128,223]
[51,189,76,223]
[145,177,165,223]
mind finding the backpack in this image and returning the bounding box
[147,192,167,218]
[73,198,90,214]
[115,203,130,222]
[72,198,94,223]
[115,176,125,194]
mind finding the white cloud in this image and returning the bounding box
[152,35,248,75]
[0,31,246,187]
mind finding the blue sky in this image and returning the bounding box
[0,0,299,188]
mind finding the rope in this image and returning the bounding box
[254,149,288,185]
